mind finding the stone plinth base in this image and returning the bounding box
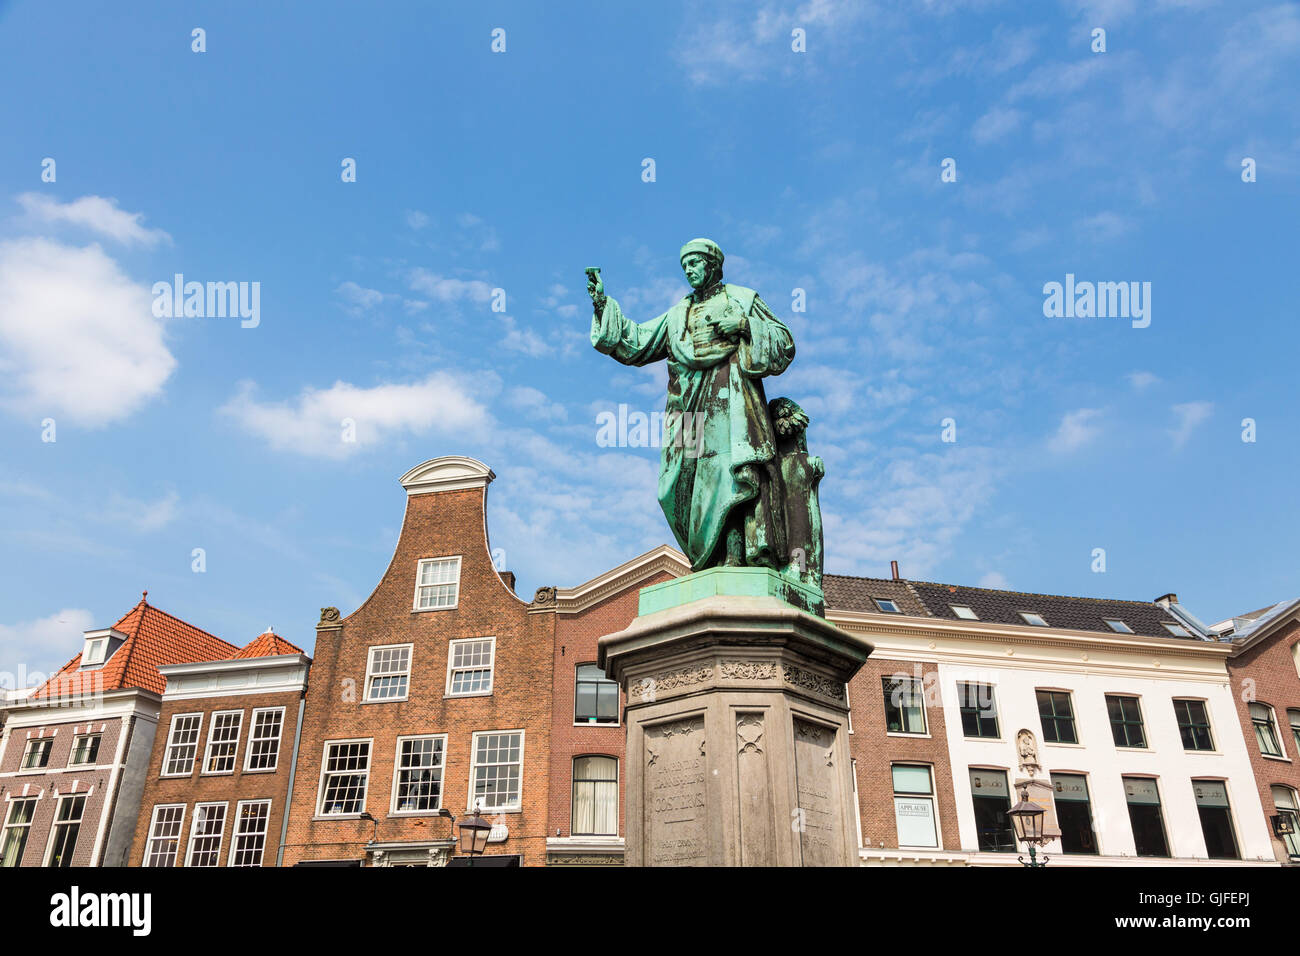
[598,586,873,867]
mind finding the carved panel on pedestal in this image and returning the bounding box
[792,718,842,866]
[643,716,708,865]
[735,711,775,866]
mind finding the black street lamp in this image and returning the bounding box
[1006,785,1049,868]
[456,803,492,866]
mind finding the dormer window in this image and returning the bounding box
[950,605,978,620]
[1019,612,1048,627]
[79,629,125,669]
[1104,619,1133,633]
[874,598,901,614]
[1163,622,1191,637]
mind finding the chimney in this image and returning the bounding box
[890,560,900,581]
[1154,593,1178,608]
[500,570,517,593]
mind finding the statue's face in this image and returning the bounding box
[681,253,717,289]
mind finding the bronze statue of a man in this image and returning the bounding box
[588,239,822,590]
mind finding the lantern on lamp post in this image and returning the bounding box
[456,803,492,866]
[1006,785,1049,868]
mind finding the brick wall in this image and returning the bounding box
[282,485,554,866]
[0,715,126,866]
[1226,617,1300,863]
[130,690,302,866]
[847,656,960,852]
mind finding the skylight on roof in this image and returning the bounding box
[1104,619,1133,633]
[1019,612,1048,627]
[874,598,901,614]
[1162,622,1191,637]
[950,605,978,620]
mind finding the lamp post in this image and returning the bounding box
[455,802,492,866]
[1006,785,1049,868]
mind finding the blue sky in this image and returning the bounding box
[1,0,1297,681]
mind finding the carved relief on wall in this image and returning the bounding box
[629,664,714,702]
[782,664,844,703]
[736,714,765,754]
[720,660,779,681]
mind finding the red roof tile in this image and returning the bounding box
[233,630,305,659]
[31,596,238,700]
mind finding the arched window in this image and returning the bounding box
[1271,786,1300,860]
[1250,703,1284,757]
[572,756,618,836]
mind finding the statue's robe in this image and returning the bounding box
[591,282,795,570]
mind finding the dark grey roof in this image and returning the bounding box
[825,574,1199,640]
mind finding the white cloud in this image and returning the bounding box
[978,570,1009,589]
[0,608,95,686]
[506,385,567,422]
[1170,400,1213,448]
[1127,371,1160,390]
[16,193,170,247]
[336,281,386,312]
[1077,211,1133,242]
[405,209,430,230]
[407,269,494,304]
[1049,408,1103,453]
[971,106,1024,144]
[220,373,492,458]
[102,490,180,531]
[0,237,176,426]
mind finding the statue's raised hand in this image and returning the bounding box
[585,267,604,302]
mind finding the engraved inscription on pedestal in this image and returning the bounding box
[735,711,775,866]
[643,716,708,866]
[792,718,842,866]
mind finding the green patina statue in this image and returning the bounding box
[588,238,825,601]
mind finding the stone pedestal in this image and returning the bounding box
[598,569,873,867]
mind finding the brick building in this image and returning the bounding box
[543,545,686,866]
[130,628,310,866]
[280,456,554,866]
[0,595,236,867]
[1214,598,1300,864]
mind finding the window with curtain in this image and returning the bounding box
[572,756,618,836]
[1251,703,1283,757]
[1271,786,1300,860]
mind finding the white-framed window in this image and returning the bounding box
[414,556,461,610]
[1163,622,1191,637]
[571,755,618,836]
[892,764,939,848]
[163,713,204,776]
[1104,618,1133,633]
[391,735,447,813]
[143,804,186,867]
[365,644,412,702]
[873,598,901,613]
[1019,611,1048,627]
[243,707,285,772]
[1250,703,1286,758]
[228,800,272,867]
[317,739,371,816]
[82,637,107,666]
[68,734,101,766]
[185,802,228,867]
[950,604,978,620]
[202,710,244,775]
[469,730,524,812]
[45,795,87,868]
[447,637,495,697]
[1,798,38,867]
[20,738,53,770]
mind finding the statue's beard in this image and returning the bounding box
[688,266,723,289]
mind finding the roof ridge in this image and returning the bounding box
[140,602,239,652]
[829,572,1171,609]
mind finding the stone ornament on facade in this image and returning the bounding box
[318,606,340,624]
[720,660,778,681]
[1016,728,1040,778]
[782,663,844,702]
[629,664,713,702]
[532,586,557,607]
[737,714,764,754]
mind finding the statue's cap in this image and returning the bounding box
[679,238,723,265]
